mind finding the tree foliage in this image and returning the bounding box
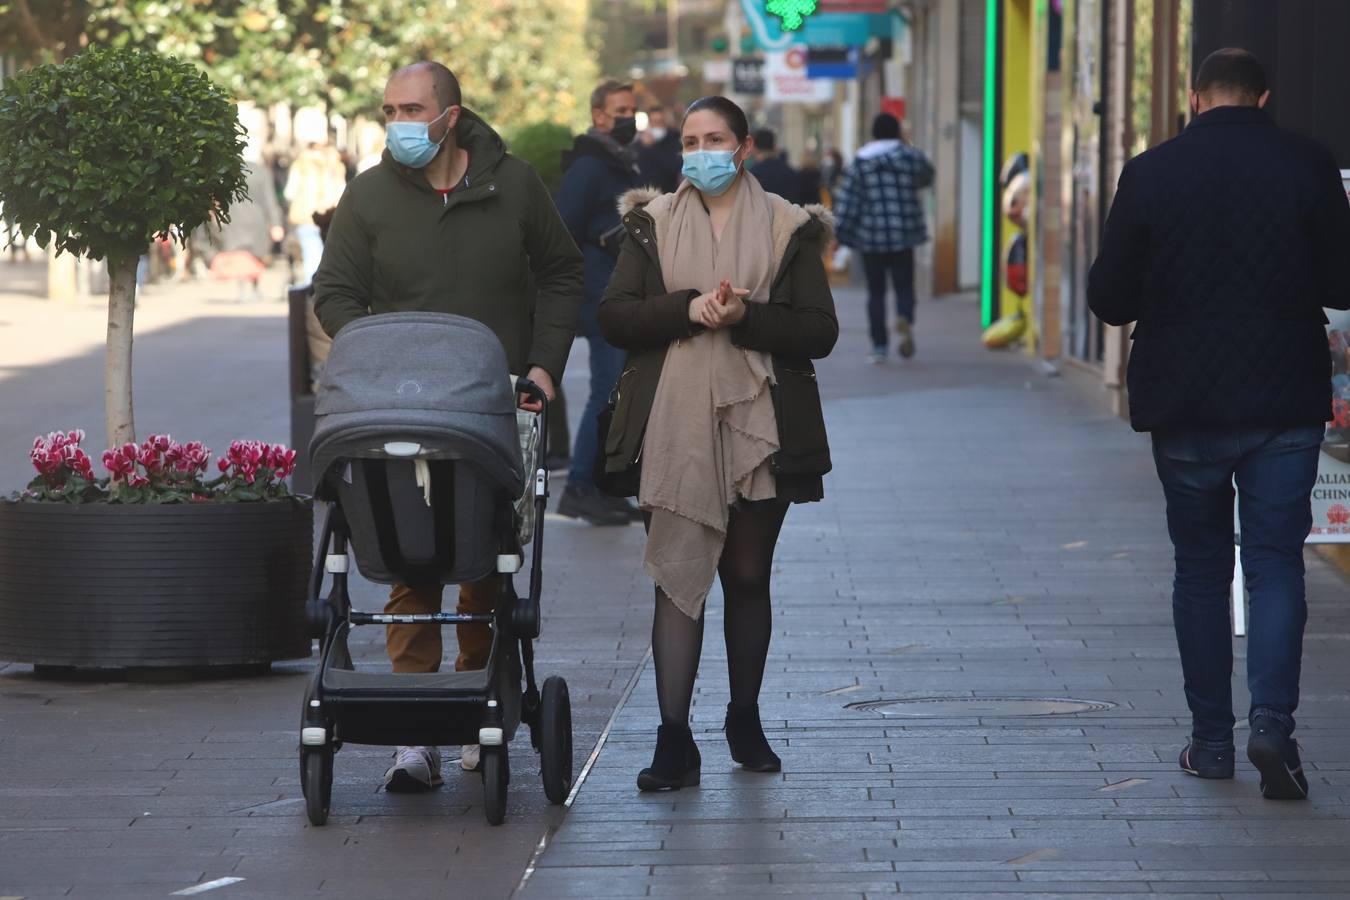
[0,46,248,262]
[505,121,575,194]
[1,0,598,129]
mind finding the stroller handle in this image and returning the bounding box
[515,376,548,406]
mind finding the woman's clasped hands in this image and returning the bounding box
[688,279,749,330]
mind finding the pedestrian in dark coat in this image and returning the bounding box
[746,128,807,204]
[552,80,649,526]
[313,62,582,790]
[599,96,837,794]
[637,106,683,193]
[1089,48,1350,800]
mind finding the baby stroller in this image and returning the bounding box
[299,312,571,826]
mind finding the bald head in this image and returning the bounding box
[1191,48,1269,114]
[390,62,462,111]
[383,61,463,152]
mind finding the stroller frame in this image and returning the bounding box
[299,379,571,826]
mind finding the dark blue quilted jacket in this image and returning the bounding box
[1089,106,1350,432]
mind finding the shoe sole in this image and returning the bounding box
[636,769,700,792]
[384,770,444,793]
[1248,736,1308,800]
[555,504,630,527]
[898,338,915,359]
[734,760,782,773]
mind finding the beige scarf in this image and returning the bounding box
[641,176,780,619]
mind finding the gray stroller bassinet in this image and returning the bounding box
[299,312,571,827]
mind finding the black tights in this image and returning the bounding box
[650,500,789,726]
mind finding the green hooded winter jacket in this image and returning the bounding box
[312,109,583,381]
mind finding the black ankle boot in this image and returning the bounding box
[725,703,781,772]
[637,723,701,792]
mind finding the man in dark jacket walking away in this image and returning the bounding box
[833,114,934,363]
[637,105,682,193]
[553,79,648,525]
[1089,48,1350,800]
[747,128,805,204]
[313,61,582,790]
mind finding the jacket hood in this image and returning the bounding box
[617,185,834,265]
[855,140,927,174]
[381,107,506,188]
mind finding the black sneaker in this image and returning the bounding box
[556,483,629,526]
[1247,716,1309,800]
[1179,740,1235,779]
[604,494,643,522]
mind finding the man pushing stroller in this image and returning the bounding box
[313,61,582,789]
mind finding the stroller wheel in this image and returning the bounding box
[301,747,334,826]
[482,746,509,826]
[539,676,573,805]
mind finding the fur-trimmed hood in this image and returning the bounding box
[617,182,834,259]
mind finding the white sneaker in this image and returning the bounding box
[384,745,443,792]
[865,350,886,365]
[460,744,481,772]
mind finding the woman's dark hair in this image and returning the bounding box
[682,96,750,143]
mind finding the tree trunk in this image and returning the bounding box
[105,255,138,449]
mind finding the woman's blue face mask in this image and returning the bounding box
[386,107,451,169]
[682,143,743,196]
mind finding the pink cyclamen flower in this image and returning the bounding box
[128,474,151,488]
[103,449,136,480]
[217,457,231,473]
[136,445,164,472]
[149,434,172,453]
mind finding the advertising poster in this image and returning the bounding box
[1307,171,1350,542]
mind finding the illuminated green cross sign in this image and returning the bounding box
[766,0,818,32]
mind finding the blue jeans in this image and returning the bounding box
[862,249,916,350]
[296,223,324,287]
[569,334,626,488]
[1151,425,1322,748]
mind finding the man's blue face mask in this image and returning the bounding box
[386,107,451,169]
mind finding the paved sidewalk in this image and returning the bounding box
[519,292,1350,899]
[2,282,1349,898]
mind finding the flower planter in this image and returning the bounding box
[0,499,313,670]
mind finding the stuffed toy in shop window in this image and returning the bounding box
[983,153,1031,349]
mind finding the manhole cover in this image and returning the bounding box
[846,697,1116,717]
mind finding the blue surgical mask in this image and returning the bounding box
[682,145,743,196]
[386,107,450,169]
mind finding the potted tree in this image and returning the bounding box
[0,47,313,673]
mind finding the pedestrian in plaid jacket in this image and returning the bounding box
[833,114,934,362]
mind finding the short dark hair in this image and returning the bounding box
[872,113,901,140]
[683,96,751,143]
[1194,48,1267,104]
[590,79,634,111]
[752,127,777,152]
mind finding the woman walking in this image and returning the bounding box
[598,96,838,791]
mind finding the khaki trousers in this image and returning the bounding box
[385,578,496,673]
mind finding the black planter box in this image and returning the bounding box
[0,499,313,669]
